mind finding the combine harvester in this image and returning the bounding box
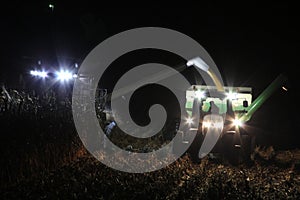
[175,57,287,164]
[91,56,287,164]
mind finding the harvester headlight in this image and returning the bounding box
[195,90,205,99]
[186,117,194,125]
[203,121,211,128]
[233,118,243,127]
[226,92,237,100]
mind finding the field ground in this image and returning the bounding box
[1,149,300,200]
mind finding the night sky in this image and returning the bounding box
[1,2,299,147]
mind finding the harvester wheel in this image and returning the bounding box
[241,132,256,160]
[221,133,241,165]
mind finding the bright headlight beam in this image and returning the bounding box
[195,90,205,99]
[203,121,211,128]
[226,92,237,100]
[56,70,73,81]
[30,70,38,76]
[186,117,193,125]
[30,70,47,78]
[233,118,242,127]
[38,71,47,78]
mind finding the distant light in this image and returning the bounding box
[282,86,288,91]
[186,117,193,125]
[56,70,73,81]
[30,70,47,78]
[226,92,237,100]
[74,63,78,68]
[38,71,47,78]
[49,4,54,10]
[195,90,205,99]
[30,70,38,76]
[72,74,78,78]
[233,118,242,127]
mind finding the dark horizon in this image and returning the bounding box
[1,3,299,82]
